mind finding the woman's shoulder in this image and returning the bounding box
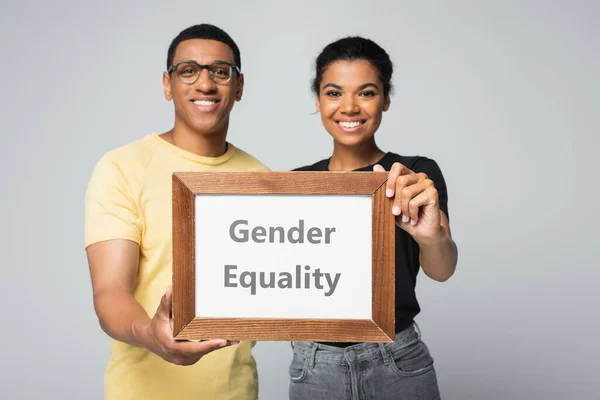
[379,152,442,173]
[292,153,443,173]
[293,158,330,171]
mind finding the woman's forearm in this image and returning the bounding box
[417,226,458,282]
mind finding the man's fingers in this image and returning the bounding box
[169,340,239,366]
[373,164,386,172]
[157,286,173,320]
[174,339,230,356]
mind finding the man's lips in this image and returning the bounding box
[191,99,220,112]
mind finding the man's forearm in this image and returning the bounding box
[93,289,151,349]
[417,226,458,282]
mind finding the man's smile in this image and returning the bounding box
[191,98,220,112]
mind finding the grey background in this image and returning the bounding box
[1,0,598,399]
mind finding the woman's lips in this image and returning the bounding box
[336,120,365,132]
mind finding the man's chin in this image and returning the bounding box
[190,122,228,137]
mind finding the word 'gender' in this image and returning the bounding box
[229,219,336,244]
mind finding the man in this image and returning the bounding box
[85,24,267,400]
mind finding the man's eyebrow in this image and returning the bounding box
[323,83,342,90]
[173,59,233,65]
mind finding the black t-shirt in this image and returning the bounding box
[294,152,449,347]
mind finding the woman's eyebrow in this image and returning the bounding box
[322,83,379,90]
[358,83,378,90]
[323,83,342,90]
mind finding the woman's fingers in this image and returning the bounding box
[386,162,414,198]
[394,173,429,217]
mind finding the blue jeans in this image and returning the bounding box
[289,322,440,400]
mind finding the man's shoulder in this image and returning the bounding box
[229,144,270,171]
[101,135,158,168]
[88,135,160,190]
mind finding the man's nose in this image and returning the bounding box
[194,68,216,92]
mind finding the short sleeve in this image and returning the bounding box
[84,155,142,248]
[412,158,449,219]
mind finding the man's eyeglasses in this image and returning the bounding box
[168,60,241,85]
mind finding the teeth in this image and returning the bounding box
[339,121,362,128]
[194,100,216,106]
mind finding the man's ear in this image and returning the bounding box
[383,95,391,112]
[235,73,244,101]
[162,72,172,101]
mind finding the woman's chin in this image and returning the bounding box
[329,134,374,148]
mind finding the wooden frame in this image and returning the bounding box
[172,172,395,342]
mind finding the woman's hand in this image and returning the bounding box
[374,162,457,281]
[374,163,442,244]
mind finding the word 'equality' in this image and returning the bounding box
[224,265,341,296]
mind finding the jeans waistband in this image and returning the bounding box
[291,321,421,366]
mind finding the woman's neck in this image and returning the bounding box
[328,141,385,171]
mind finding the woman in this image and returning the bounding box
[290,37,458,400]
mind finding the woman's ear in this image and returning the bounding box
[383,95,391,112]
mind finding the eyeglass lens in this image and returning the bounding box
[175,62,233,84]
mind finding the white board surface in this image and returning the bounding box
[194,194,372,319]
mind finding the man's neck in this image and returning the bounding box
[162,125,228,158]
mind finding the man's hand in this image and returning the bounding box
[374,163,441,244]
[142,286,236,366]
[87,239,237,366]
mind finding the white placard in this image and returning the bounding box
[194,194,372,319]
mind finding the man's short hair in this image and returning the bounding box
[166,24,241,71]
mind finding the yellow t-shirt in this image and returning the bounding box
[84,133,269,400]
